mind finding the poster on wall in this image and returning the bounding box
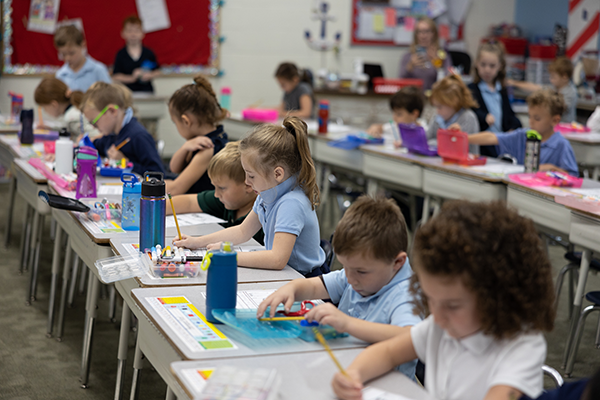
[27,0,60,34]
[135,0,171,33]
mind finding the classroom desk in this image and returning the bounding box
[130,283,366,398]
[562,132,600,180]
[506,179,600,236]
[562,209,600,375]
[171,353,433,400]
[13,159,50,304]
[110,228,302,399]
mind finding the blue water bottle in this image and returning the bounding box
[139,172,166,252]
[203,242,237,323]
[121,173,141,231]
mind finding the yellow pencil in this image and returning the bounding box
[168,193,182,240]
[259,316,306,321]
[312,327,349,377]
[115,137,131,151]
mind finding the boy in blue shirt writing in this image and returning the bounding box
[468,89,578,176]
[54,25,111,92]
[257,196,422,379]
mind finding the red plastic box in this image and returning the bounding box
[372,78,423,94]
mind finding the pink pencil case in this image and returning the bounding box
[509,171,583,188]
[555,122,591,134]
[241,108,278,122]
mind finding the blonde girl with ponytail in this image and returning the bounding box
[174,116,327,277]
[166,75,229,195]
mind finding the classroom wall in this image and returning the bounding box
[0,0,516,156]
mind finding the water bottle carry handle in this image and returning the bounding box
[121,173,138,185]
[143,171,164,182]
[200,252,213,271]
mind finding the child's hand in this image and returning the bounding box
[448,123,461,131]
[393,139,403,149]
[409,52,426,69]
[107,145,125,160]
[331,370,363,400]
[485,114,495,126]
[183,136,215,153]
[539,164,569,175]
[132,68,143,79]
[506,78,516,87]
[206,241,223,251]
[366,124,384,137]
[173,233,202,249]
[140,72,154,81]
[256,286,296,318]
[305,303,351,333]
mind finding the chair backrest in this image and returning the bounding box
[542,365,564,388]
[448,51,472,75]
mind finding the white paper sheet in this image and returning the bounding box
[166,213,226,228]
[27,0,60,34]
[362,387,414,400]
[97,184,123,195]
[135,0,171,33]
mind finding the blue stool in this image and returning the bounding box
[565,291,600,376]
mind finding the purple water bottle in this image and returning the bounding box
[75,146,98,199]
[20,109,34,145]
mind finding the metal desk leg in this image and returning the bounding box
[25,210,40,274]
[421,195,431,224]
[130,338,144,400]
[19,205,32,274]
[562,249,592,369]
[321,165,332,209]
[56,240,73,342]
[593,166,599,181]
[108,285,117,322]
[30,215,45,300]
[4,175,16,248]
[68,257,81,308]
[165,387,175,400]
[47,225,64,337]
[366,179,379,196]
[80,271,100,388]
[26,212,42,304]
[79,266,88,295]
[114,301,131,400]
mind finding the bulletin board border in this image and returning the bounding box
[1,0,223,76]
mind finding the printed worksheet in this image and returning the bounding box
[166,213,225,228]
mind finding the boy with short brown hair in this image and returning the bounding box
[257,195,421,379]
[469,89,578,176]
[54,25,111,92]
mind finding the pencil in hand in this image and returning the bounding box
[312,327,349,378]
[115,137,131,151]
[168,193,182,241]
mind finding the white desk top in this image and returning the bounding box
[0,135,45,159]
[132,284,365,360]
[562,132,600,145]
[14,158,47,183]
[171,353,433,400]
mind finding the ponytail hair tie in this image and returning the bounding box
[284,124,296,137]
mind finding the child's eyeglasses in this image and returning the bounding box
[91,105,119,126]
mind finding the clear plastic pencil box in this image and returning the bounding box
[94,252,202,283]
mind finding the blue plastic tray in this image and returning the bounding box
[99,166,133,177]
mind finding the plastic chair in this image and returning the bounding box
[319,232,335,272]
[555,252,600,319]
[564,291,600,376]
[542,365,564,388]
[448,51,472,75]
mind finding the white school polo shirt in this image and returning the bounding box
[410,315,546,400]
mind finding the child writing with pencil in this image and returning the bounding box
[468,89,578,176]
[274,62,314,119]
[332,200,556,400]
[34,77,100,140]
[257,196,422,379]
[468,41,522,157]
[174,117,327,277]
[166,75,228,195]
[167,142,264,244]
[54,25,111,92]
[82,82,165,176]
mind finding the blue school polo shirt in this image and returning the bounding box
[495,128,578,176]
[56,56,111,92]
[478,81,503,133]
[252,175,325,275]
[323,258,422,378]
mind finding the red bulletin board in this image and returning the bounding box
[9,0,211,68]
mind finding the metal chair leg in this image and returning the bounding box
[79,266,88,295]
[18,205,32,274]
[26,212,41,304]
[595,313,600,348]
[114,301,131,400]
[130,338,144,400]
[80,272,101,388]
[165,387,175,400]
[565,305,600,376]
[554,263,578,312]
[4,175,16,248]
[31,215,45,300]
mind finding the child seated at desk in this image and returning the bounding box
[34,77,100,140]
[366,86,425,148]
[468,41,522,157]
[332,200,556,400]
[174,117,327,277]
[54,25,111,92]
[112,15,160,93]
[468,89,578,176]
[508,57,577,123]
[427,74,480,153]
[82,82,165,176]
[257,195,422,379]
[274,62,314,119]
[166,75,228,195]
[168,142,263,244]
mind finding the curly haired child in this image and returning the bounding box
[332,200,555,400]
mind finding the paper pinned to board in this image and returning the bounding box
[385,8,397,27]
[27,0,60,34]
[135,0,171,33]
[373,14,385,33]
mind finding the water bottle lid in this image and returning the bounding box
[59,128,70,137]
[319,100,329,108]
[221,87,231,95]
[526,129,541,141]
[141,171,165,196]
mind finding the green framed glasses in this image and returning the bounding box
[91,104,119,126]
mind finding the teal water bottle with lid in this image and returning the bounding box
[202,242,237,323]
